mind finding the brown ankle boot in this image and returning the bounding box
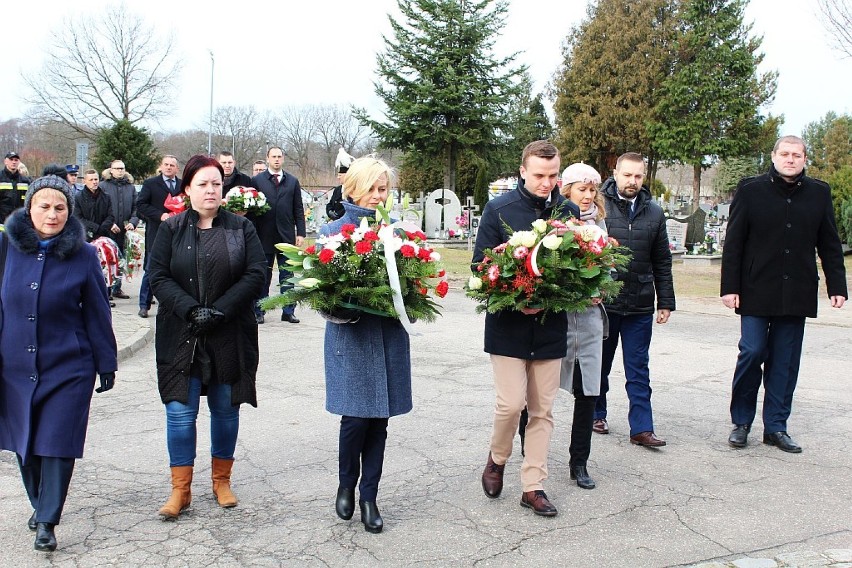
[211,457,237,508]
[159,466,193,519]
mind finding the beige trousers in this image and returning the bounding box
[489,355,561,492]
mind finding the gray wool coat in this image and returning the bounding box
[559,218,609,396]
[320,202,413,418]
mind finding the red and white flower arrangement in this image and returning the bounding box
[221,185,270,215]
[260,206,447,324]
[465,215,630,314]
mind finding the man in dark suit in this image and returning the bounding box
[250,146,305,324]
[136,155,181,318]
[721,135,847,453]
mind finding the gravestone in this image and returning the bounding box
[685,208,707,247]
[424,188,462,237]
[665,218,688,250]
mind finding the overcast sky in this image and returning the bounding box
[3,0,850,140]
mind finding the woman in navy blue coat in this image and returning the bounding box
[320,157,411,534]
[0,175,117,552]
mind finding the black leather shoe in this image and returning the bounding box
[336,486,355,520]
[138,308,149,318]
[28,511,37,531]
[255,313,265,325]
[34,522,56,552]
[569,464,596,489]
[728,424,750,448]
[763,431,802,453]
[113,290,130,299]
[359,500,383,533]
[281,313,300,323]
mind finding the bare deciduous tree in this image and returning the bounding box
[818,0,852,58]
[22,5,180,136]
[272,105,320,182]
[314,105,372,167]
[210,106,276,172]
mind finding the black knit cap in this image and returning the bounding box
[24,175,75,215]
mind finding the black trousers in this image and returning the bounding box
[17,455,75,525]
[339,416,388,502]
[519,360,595,466]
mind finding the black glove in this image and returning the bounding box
[96,372,115,393]
[188,306,225,336]
[318,306,361,324]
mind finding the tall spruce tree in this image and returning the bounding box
[649,0,777,211]
[357,0,523,227]
[552,0,677,177]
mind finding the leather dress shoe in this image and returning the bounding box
[28,511,37,531]
[728,424,750,448]
[592,418,609,434]
[335,486,355,520]
[569,464,596,489]
[630,431,667,447]
[255,313,265,325]
[481,452,505,498]
[359,500,383,533]
[138,308,149,318]
[520,490,558,517]
[763,431,802,453]
[281,313,300,323]
[34,522,56,552]
[113,290,130,299]
[109,301,117,308]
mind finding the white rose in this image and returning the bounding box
[541,234,563,250]
[531,219,547,233]
[430,251,441,261]
[468,276,483,290]
[520,231,537,248]
[508,232,524,247]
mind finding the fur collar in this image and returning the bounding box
[4,208,85,259]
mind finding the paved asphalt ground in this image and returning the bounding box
[1,273,850,567]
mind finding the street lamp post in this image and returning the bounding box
[207,50,214,156]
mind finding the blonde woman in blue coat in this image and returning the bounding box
[319,157,411,534]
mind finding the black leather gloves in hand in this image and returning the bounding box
[96,372,115,393]
[188,306,225,336]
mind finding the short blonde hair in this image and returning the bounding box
[343,157,393,204]
[562,181,607,221]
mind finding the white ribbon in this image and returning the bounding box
[379,220,421,336]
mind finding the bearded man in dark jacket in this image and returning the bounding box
[721,135,847,453]
[474,140,580,518]
[73,169,114,242]
[218,151,252,192]
[594,152,675,448]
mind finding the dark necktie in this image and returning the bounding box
[167,179,175,194]
[272,173,280,187]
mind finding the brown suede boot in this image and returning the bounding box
[211,457,238,508]
[159,466,193,520]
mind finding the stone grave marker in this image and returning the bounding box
[665,218,688,250]
[424,188,462,237]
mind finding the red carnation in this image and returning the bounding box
[318,248,336,264]
[438,269,446,277]
[419,287,428,295]
[364,231,380,242]
[305,245,316,255]
[340,223,357,238]
[436,280,449,298]
[417,247,432,261]
[355,240,372,254]
[400,245,416,258]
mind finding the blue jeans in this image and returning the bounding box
[256,251,295,317]
[595,313,655,436]
[165,378,239,467]
[730,315,805,433]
